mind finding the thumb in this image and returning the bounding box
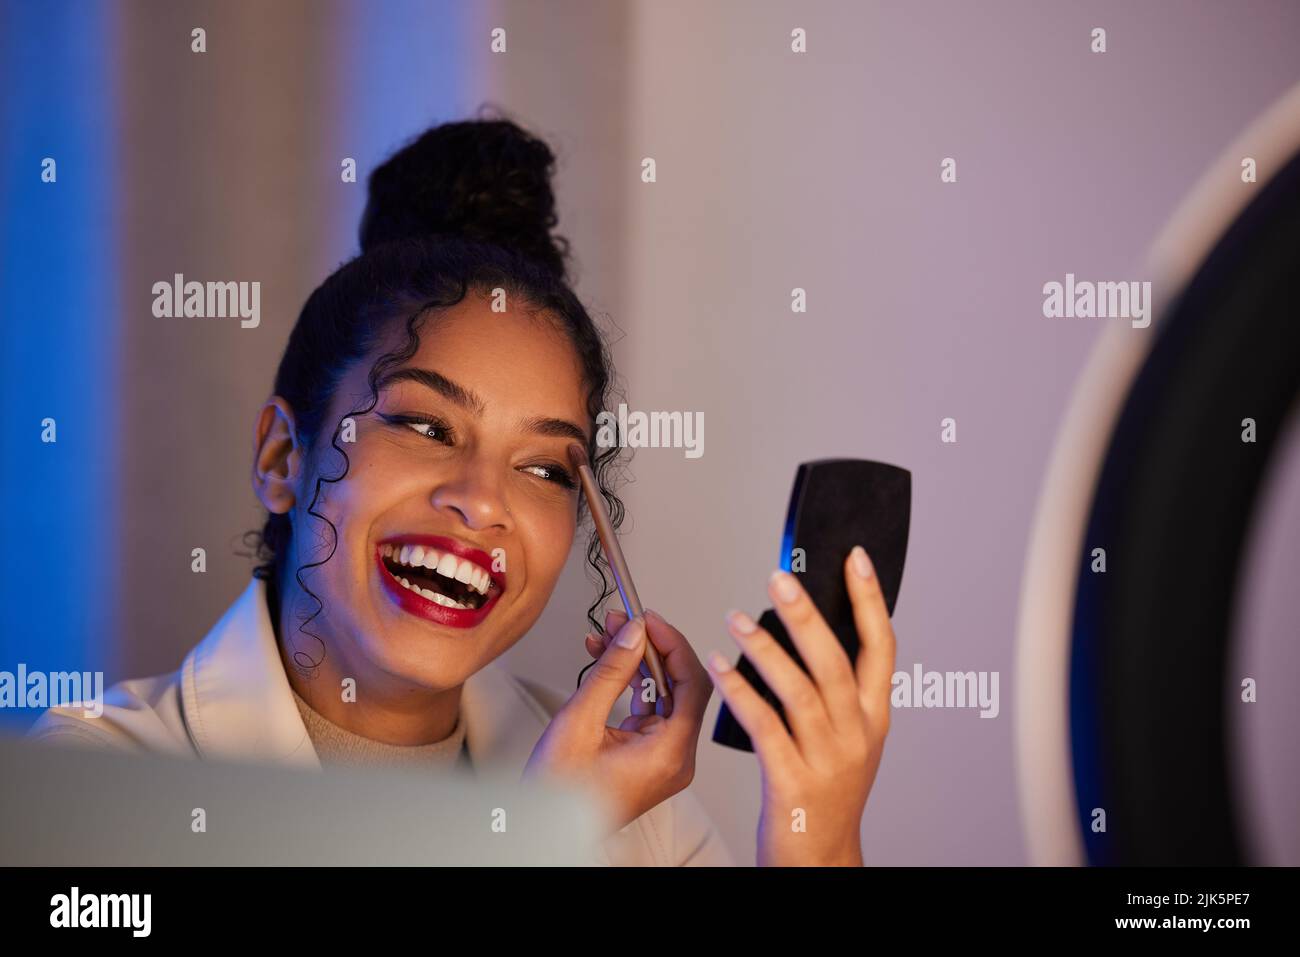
[568,615,647,726]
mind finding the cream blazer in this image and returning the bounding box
[26,577,735,867]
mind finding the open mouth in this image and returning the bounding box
[379,542,499,611]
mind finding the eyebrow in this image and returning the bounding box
[378,367,589,445]
[380,367,485,415]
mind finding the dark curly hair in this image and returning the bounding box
[244,111,626,680]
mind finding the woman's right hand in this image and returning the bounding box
[522,609,710,836]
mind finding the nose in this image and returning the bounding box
[429,458,514,533]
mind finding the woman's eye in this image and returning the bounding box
[521,463,576,488]
[400,419,453,443]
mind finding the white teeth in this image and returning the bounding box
[469,566,490,596]
[454,559,474,585]
[383,542,496,600]
[394,575,468,609]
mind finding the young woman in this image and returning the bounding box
[29,118,895,867]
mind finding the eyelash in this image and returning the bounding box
[379,413,577,490]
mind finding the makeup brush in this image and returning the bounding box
[566,443,671,707]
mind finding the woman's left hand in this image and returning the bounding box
[706,546,896,866]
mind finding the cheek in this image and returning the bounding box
[303,442,414,561]
[517,504,579,592]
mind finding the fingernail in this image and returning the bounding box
[850,545,874,580]
[617,616,646,649]
[707,651,733,673]
[725,608,758,634]
[770,570,800,603]
[644,608,664,622]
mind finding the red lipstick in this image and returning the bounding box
[375,534,506,630]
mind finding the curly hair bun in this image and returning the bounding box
[359,116,572,282]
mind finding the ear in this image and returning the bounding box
[252,397,306,514]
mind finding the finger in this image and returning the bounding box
[568,616,649,727]
[618,712,667,734]
[606,608,683,718]
[604,608,629,636]
[765,569,862,736]
[723,608,835,764]
[642,609,711,724]
[845,546,897,735]
[603,609,656,703]
[586,630,656,716]
[703,650,803,777]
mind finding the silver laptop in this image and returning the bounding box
[0,735,607,866]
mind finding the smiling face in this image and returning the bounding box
[270,291,590,695]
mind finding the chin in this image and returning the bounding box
[361,623,491,690]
